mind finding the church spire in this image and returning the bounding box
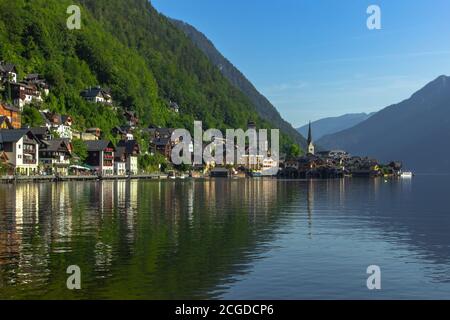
[307,121,315,155]
[307,121,312,145]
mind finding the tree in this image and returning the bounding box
[138,153,168,173]
[288,143,301,157]
[22,106,44,127]
[72,138,88,163]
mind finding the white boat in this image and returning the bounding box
[400,171,413,178]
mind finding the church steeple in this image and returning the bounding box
[307,121,312,146]
[307,121,315,155]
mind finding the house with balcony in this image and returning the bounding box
[0,129,40,175]
[85,140,115,176]
[39,139,73,176]
[10,82,43,110]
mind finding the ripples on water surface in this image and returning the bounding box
[0,176,449,299]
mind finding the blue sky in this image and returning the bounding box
[152,0,450,127]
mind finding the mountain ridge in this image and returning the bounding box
[297,112,376,141]
[317,75,450,173]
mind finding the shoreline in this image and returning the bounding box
[0,174,168,184]
[0,174,413,184]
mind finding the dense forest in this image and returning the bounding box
[0,0,300,154]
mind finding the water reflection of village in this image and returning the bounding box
[0,179,295,298]
[2,177,436,300]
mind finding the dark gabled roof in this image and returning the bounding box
[0,129,37,144]
[24,73,40,81]
[41,139,71,152]
[117,139,139,154]
[155,128,175,135]
[153,138,171,146]
[80,86,111,98]
[30,126,50,137]
[0,62,17,74]
[85,140,113,152]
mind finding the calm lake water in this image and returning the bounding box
[0,176,449,299]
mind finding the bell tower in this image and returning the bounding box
[307,121,315,155]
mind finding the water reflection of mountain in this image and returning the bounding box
[0,180,301,299]
[1,176,449,299]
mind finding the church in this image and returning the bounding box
[307,121,315,155]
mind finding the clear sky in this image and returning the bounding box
[152,0,450,127]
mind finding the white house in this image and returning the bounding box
[81,86,113,105]
[0,129,40,175]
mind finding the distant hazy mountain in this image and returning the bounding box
[297,113,375,140]
[317,75,450,173]
[170,19,307,149]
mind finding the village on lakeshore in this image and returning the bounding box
[0,61,408,182]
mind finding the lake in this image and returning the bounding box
[0,176,449,299]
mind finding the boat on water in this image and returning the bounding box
[400,171,414,178]
[249,171,262,178]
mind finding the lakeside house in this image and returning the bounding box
[0,129,40,175]
[39,138,73,176]
[85,140,115,176]
[0,102,21,129]
[117,139,140,175]
[81,86,113,105]
[114,146,127,176]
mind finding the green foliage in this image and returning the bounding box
[72,138,88,162]
[0,0,299,153]
[287,144,301,158]
[22,106,44,127]
[138,153,168,173]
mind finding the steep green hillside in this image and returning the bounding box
[0,0,299,153]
